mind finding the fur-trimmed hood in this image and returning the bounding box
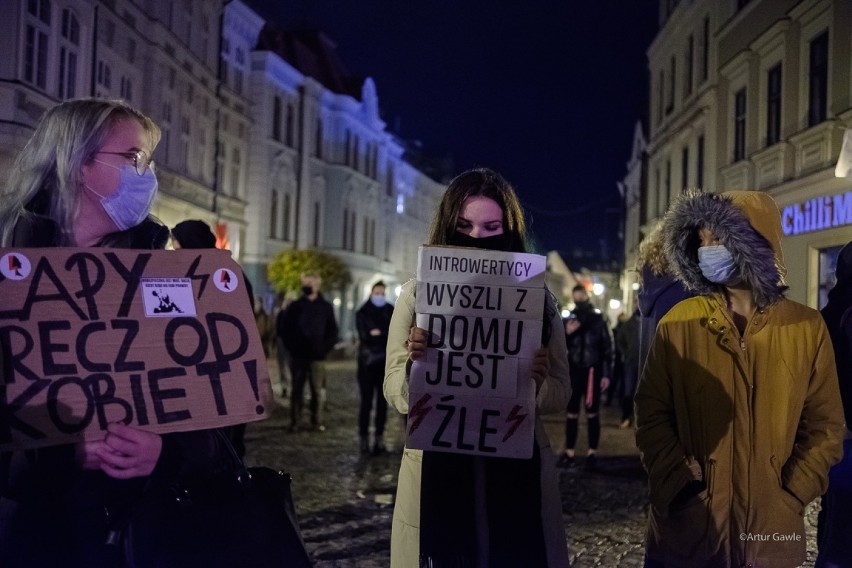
[662,190,787,308]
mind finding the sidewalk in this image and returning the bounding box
[243,357,820,567]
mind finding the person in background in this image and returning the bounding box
[559,284,613,471]
[635,189,844,567]
[615,307,640,429]
[384,168,570,567]
[635,221,693,375]
[274,292,293,398]
[608,311,629,407]
[816,240,852,568]
[279,273,338,432]
[355,281,394,454]
[170,218,253,458]
[253,296,274,359]
[0,98,230,567]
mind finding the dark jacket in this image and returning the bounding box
[565,301,613,377]
[821,240,852,427]
[279,293,338,361]
[1,215,231,568]
[615,309,641,367]
[355,299,394,368]
[637,267,693,373]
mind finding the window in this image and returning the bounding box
[681,146,689,190]
[344,130,351,166]
[233,69,243,95]
[313,202,321,247]
[665,160,672,209]
[272,96,282,141]
[808,31,829,127]
[269,191,278,239]
[667,56,676,114]
[315,119,323,158]
[701,16,709,82]
[342,208,349,249]
[685,35,694,97]
[657,69,664,124]
[817,245,842,309]
[362,217,369,253]
[58,9,80,99]
[97,61,111,88]
[655,167,661,217]
[386,164,395,197]
[766,64,782,146]
[285,104,294,147]
[697,135,705,188]
[734,88,747,161]
[25,0,51,89]
[282,194,291,241]
[230,148,241,196]
[120,76,133,101]
[349,210,356,250]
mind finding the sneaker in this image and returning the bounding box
[619,418,632,430]
[556,454,575,468]
[585,454,598,471]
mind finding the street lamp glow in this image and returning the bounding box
[631,282,640,291]
[592,283,605,296]
[609,299,622,310]
[395,285,402,298]
[561,308,571,319]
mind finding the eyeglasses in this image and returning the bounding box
[95,150,154,176]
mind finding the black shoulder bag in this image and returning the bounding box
[113,430,312,568]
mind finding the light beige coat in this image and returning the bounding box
[384,280,571,567]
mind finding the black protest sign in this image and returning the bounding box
[0,248,272,450]
[408,245,546,459]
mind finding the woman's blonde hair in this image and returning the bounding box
[0,98,160,246]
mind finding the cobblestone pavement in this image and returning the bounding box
[244,358,819,567]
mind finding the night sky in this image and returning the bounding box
[243,0,660,266]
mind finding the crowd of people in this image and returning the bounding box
[1,98,849,567]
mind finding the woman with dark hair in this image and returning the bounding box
[0,99,229,567]
[384,168,571,567]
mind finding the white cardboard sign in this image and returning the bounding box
[407,245,546,459]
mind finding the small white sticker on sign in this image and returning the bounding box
[213,268,239,293]
[0,252,32,280]
[140,278,197,317]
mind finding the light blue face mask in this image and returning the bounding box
[697,245,741,286]
[86,163,158,231]
[370,294,387,308]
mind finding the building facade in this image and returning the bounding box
[633,0,852,308]
[0,0,444,341]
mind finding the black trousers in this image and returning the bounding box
[357,360,387,438]
[290,358,320,426]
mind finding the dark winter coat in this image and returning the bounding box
[279,293,339,361]
[355,299,394,369]
[635,190,844,568]
[565,301,613,377]
[615,310,641,367]
[821,240,852,427]
[637,267,693,373]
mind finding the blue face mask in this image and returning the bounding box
[370,294,387,308]
[86,163,158,231]
[697,245,741,286]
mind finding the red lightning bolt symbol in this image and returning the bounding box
[408,394,433,436]
[503,405,527,442]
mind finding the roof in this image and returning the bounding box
[256,26,363,99]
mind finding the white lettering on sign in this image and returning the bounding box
[781,191,852,235]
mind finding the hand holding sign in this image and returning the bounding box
[407,326,428,361]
